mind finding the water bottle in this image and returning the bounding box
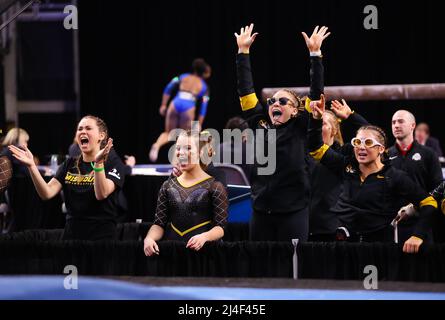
[50,155,58,175]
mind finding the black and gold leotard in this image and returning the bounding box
[153,176,228,241]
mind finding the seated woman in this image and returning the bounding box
[143,130,228,256]
[308,96,437,253]
[8,115,126,240]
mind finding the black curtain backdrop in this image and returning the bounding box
[77,0,445,161]
[1,226,445,281]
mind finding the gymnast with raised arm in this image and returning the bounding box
[235,24,329,241]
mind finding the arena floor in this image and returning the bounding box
[1,276,444,300]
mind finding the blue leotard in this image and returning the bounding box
[163,73,210,117]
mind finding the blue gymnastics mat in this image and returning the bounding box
[0,276,444,300]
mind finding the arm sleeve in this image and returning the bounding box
[431,181,445,200]
[211,181,228,229]
[163,76,180,95]
[346,112,369,127]
[105,153,126,189]
[393,171,437,239]
[308,116,349,172]
[0,156,12,193]
[309,56,324,101]
[341,111,369,134]
[153,181,169,228]
[298,55,325,133]
[340,112,369,142]
[236,53,265,125]
[430,181,445,215]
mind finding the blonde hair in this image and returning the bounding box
[324,110,344,146]
[176,130,213,170]
[280,89,304,112]
[2,128,29,146]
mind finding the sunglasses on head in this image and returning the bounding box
[266,97,294,107]
[351,137,383,148]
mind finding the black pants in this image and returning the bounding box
[63,218,117,241]
[250,208,309,242]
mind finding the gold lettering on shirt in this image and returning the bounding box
[64,172,94,186]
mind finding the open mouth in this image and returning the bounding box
[272,109,283,118]
[80,137,89,146]
[357,152,368,157]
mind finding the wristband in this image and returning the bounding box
[91,162,105,172]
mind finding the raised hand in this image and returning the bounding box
[311,94,326,120]
[95,138,113,164]
[8,144,36,168]
[234,23,258,54]
[301,26,331,53]
[331,99,353,120]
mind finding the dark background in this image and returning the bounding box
[6,0,445,161]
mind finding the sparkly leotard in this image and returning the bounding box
[153,177,228,241]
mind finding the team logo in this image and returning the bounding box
[108,168,121,179]
[258,120,269,129]
[345,164,356,174]
[412,153,422,161]
[65,173,94,185]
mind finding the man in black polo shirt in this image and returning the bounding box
[389,110,444,243]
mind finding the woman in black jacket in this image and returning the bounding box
[235,24,330,241]
[308,99,437,253]
[308,99,369,241]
